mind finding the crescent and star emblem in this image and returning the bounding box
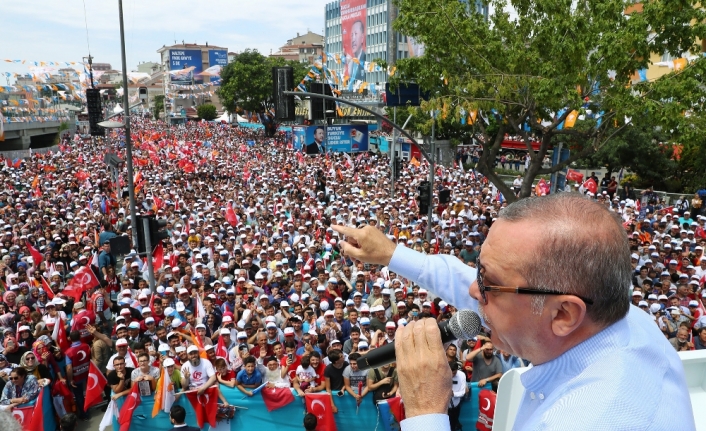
[74,271,92,286]
[77,350,87,362]
[88,373,98,391]
[12,410,25,424]
[127,392,138,413]
[82,316,91,325]
[482,398,491,411]
[197,392,210,405]
[310,399,326,420]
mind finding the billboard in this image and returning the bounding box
[341,0,366,87]
[208,49,228,83]
[292,124,369,154]
[292,126,307,152]
[169,49,203,84]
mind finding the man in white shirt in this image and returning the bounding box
[181,345,217,394]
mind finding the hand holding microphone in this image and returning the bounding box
[355,310,481,419]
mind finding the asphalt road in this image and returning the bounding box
[76,405,111,431]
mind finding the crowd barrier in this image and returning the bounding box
[9,386,56,431]
[113,382,490,431]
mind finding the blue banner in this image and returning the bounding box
[114,384,489,431]
[378,136,389,153]
[208,50,228,83]
[170,49,203,84]
[292,126,307,151]
[326,124,369,153]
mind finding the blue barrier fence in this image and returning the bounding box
[114,382,489,431]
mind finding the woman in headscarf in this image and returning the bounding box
[16,325,34,350]
[33,290,48,315]
[32,337,61,383]
[2,292,18,314]
[19,351,50,381]
[2,336,28,366]
[0,354,17,393]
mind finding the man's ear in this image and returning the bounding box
[549,296,587,338]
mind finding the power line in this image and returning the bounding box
[82,0,91,55]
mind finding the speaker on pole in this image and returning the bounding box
[272,67,295,121]
[439,189,451,204]
[86,88,105,137]
[310,82,336,121]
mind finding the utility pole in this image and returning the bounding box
[426,116,435,242]
[118,0,139,249]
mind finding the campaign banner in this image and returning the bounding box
[292,126,307,151]
[341,0,366,85]
[326,124,368,153]
[170,49,203,84]
[208,50,228,82]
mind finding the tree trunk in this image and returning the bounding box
[476,150,519,203]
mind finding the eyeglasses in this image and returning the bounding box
[10,376,20,381]
[25,356,34,361]
[475,257,594,306]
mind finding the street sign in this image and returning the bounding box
[180,108,186,117]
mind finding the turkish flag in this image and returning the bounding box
[118,385,142,431]
[26,385,46,431]
[63,265,100,300]
[25,240,43,268]
[152,242,164,271]
[305,393,337,431]
[185,387,218,429]
[386,396,406,422]
[225,202,238,227]
[51,316,70,351]
[215,333,228,359]
[261,387,295,412]
[566,169,584,183]
[583,178,598,195]
[40,276,54,300]
[85,361,108,411]
[12,402,35,429]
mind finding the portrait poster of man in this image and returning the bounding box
[341,0,367,86]
[305,126,326,155]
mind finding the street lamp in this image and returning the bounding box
[116,0,139,249]
[324,109,334,153]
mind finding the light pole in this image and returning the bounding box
[117,0,139,248]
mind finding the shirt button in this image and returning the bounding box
[539,393,545,400]
[530,392,536,400]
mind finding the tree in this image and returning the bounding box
[392,0,706,202]
[196,103,217,121]
[217,49,310,114]
[153,95,165,120]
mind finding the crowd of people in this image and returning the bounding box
[0,116,699,429]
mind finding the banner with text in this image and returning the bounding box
[170,49,203,84]
[208,50,228,83]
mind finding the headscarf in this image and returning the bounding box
[20,351,37,373]
[0,313,14,329]
[3,292,16,309]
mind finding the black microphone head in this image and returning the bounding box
[449,309,481,340]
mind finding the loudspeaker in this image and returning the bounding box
[109,235,131,257]
[439,189,451,204]
[272,67,295,121]
[86,89,105,137]
[310,82,336,121]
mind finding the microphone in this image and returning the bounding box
[355,309,481,371]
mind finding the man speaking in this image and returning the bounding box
[333,193,694,431]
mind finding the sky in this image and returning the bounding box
[0,0,331,83]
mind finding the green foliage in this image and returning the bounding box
[196,103,218,121]
[58,122,69,132]
[391,0,706,201]
[153,95,165,120]
[217,49,310,113]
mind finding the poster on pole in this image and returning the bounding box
[326,124,369,153]
[292,126,307,152]
[169,49,203,84]
[341,0,367,85]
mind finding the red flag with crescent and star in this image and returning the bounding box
[84,360,108,411]
[51,316,71,351]
[261,386,295,411]
[118,384,142,431]
[185,386,218,429]
[305,393,337,431]
[40,276,55,300]
[225,202,238,227]
[63,265,100,301]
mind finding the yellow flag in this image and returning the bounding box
[469,110,478,125]
[673,58,687,72]
[564,110,579,128]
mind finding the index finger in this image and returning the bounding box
[421,318,445,353]
[331,224,357,239]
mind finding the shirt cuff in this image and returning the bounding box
[400,414,451,431]
[388,245,426,282]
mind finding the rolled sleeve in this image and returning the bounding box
[400,414,451,431]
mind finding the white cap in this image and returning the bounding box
[163,358,175,367]
[186,345,199,353]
